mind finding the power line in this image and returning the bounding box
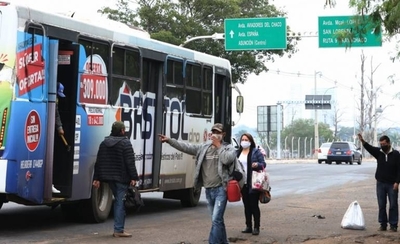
[265,68,397,97]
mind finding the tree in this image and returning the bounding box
[337,126,357,142]
[332,1,400,57]
[98,0,300,84]
[355,51,383,147]
[330,99,344,139]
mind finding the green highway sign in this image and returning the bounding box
[318,16,382,48]
[224,17,287,51]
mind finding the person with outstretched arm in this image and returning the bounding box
[358,133,400,232]
[159,123,236,244]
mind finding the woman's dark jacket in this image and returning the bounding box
[236,147,267,193]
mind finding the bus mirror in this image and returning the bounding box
[236,95,244,114]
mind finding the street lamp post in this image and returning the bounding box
[277,102,282,159]
[180,33,225,47]
[314,71,321,158]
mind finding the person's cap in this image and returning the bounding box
[58,83,66,97]
[211,123,224,132]
[111,121,125,134]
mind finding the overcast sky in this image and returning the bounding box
[9,0,400,129]
[233,0,400,130]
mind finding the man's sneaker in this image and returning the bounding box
[52,184,61,193]
[113,232,132,238]
[378,226,387,231]
[389,226,397,232]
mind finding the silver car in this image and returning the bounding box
[317,142,332,164]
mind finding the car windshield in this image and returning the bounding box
[321,143,331,148]
[331,143,349,149]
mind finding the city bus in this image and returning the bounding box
[0,2,243,222]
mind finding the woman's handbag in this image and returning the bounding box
[251,168,269,191]
[259,189,271,204]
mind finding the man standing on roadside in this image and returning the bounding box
[358,133,400,232]
[93,121,139,237]
[159,123,236,244]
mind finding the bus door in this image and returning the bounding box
[5,27,49,203]
[214,68,232,141]
[51,42,79,197]
[141,54,165,189]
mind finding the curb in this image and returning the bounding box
[267,159,376,164]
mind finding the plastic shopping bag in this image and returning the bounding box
[341,200,365,230]
[251,169,269,191]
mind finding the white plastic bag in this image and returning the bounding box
[341,200,365,230]
[251,169,269,191]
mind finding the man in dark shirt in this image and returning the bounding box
[358,133,400,232]
[93,121,139,237]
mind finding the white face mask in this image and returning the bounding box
[241,141,251,148]
[211,134,223,141]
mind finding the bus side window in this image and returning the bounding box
[111,46,140,105]
[203,66,212,116]
[185,63,201,114]
[166,59,184,102]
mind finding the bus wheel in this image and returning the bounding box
[181,187,201,207]
[80,182,113,223]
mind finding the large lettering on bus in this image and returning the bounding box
[114,82,195,142]
[16,35,45,97]
[80,54,108,105]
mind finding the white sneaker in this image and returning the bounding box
[52,184,60,193]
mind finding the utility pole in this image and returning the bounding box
[314,71,320,158]
[277,102,282,159]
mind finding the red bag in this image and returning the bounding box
[227,180,241,202]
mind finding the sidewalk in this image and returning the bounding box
[224,176,400,244]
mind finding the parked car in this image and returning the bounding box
[317,142,332,164]
[327,141,362,165]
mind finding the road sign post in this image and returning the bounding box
[224,17,287,51]
[318,15,382,48]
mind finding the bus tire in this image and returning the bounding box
[180,187,201,207]
[80,182,113,223]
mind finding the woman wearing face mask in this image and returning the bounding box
[237,133,266,235]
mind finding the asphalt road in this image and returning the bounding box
[0,160,377,244]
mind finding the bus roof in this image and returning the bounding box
[10,3,231,71]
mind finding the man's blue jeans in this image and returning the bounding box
[108,181,129,233]
[376,181,399,227]
[205,186,228,244]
